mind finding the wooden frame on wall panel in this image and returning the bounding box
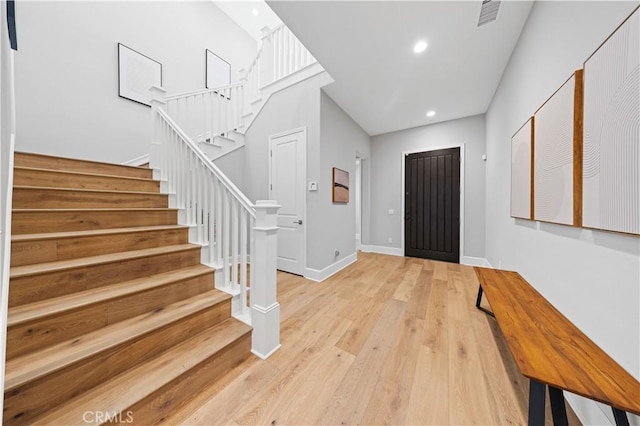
[510,117,534,220]
[533,72,581,227]
[573,69,584,228]
[530,116,535,220]
[332,167,349,203]
[582,6,639,236]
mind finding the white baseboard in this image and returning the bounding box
[304,252,357,282]
[460,256,491,267]
[359,245,403,257]
[123,154,150,166]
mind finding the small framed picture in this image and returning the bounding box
[118,43,162,107]
[206,49,231,89]
[332,167,349,203]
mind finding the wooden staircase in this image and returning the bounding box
[4,152,252,425]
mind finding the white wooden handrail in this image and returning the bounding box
[148,22,319,358]
[161,24,318,145]
[165,84,244,145]
[157,108,255,216]
[150,86,281,359]
[269,24,316,83]
[164,82,243,102]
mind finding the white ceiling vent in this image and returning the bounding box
[478,0,501,27]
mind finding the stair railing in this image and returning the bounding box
[163,24,319,141]
[242,46,262,109]
[269,24,317,82]
[149,86,281,359]
[164,83,244,144]
[0,0,17,420]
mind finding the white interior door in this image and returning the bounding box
[270,129,305,275]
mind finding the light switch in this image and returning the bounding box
[388,209,394,215]
[308,182,318,191]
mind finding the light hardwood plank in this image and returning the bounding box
[119,253,584,426]
[11,225,188,266]
[406,278,450,425]
[317,298,407,425]
[11,208,178,234]
[14,151,152,179]
[13,166,160,193]
[31,319,251,426]
[12,186,168,209]
[9,244,201,306]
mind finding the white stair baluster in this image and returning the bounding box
[231,198,239,288]
[240,208,248,316]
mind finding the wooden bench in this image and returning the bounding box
[474,267,640,426]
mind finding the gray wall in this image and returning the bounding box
[485,2,639,424]
[370,114,486,259]
[243,73,325,203]
[14,1,256,164]
[243,77,371,273]
[212,147,246,194]
[314,91,371,270]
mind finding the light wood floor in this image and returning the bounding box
[167,252,581,425]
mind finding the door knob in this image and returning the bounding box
[293,219,303,225]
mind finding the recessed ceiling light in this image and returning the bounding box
[426,110,436,118]
[413,40,427,54]
[252,8,259,16]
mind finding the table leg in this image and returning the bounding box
[528,380,546,426]
[612,408,630,426]
[548,386,568,426]
[475,285,495,317]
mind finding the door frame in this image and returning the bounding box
[355,157,362,250]
[268,126,307,275]
[400,143,465,263]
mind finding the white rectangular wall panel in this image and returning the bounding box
[583,7,640,235]
[511,118,533,219]
[534,75,576,225]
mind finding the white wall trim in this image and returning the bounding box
[122,153,149,166]
[400,143,466,262]
[304,251,357,282]
[461,256,490,267]
[260,61,326,93]
[360,244,403,257]
[209,140,245,162]
[245,68,333,134]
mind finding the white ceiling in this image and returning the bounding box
[267,1,534,136]
[214,0,282,41]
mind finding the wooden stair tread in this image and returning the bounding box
[12,225,186,242]
[13,185,163,196]
[10,243,199,279]
[4,290,232,391]
[13,166,158,183]
[13,208,177,213]
[32,318,251,426]
[14,152,152,179]
[8,265,214,327]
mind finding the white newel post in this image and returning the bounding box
[260,26,274,87]
[149,85,167,178]
[251,200,281,359]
